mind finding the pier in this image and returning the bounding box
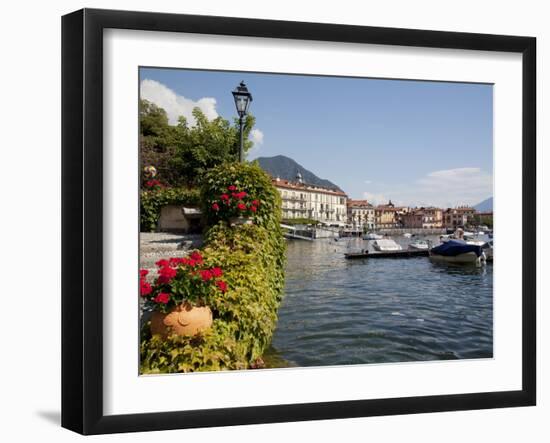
[280,224,341,241]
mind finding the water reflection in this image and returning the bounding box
[271,236,493,367]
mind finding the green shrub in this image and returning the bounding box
[200,162,282,229]
[140,187,201,232]
[140,163,286,373]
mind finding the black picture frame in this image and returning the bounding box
[62,8,536,435]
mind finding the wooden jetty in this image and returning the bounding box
[283,232,314,241]
[281,223,315,241]
[344,249,430,259]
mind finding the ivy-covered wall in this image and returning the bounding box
[140,163,286,372]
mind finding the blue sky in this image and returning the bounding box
[140,67,493,208]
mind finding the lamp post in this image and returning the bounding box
[232,81,253,162]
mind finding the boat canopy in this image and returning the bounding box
[431,240,483,257]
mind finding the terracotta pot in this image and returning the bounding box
[150,302,213,337]
[229,216,253,226]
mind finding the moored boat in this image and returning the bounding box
[481,240,493,262]
[373,238,403,252]
[408,239,429,250]
[429,240,486,265]
[363,232,383,240]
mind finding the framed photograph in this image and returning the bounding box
[62,8,536,435]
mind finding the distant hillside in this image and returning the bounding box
[474,197,493,212]
[255,155,342,191]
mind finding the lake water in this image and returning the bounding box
[270,236,493,367]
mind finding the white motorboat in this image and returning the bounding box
[363,232,383,240]
[372,239,403,252]
[403,233,412,238]
[408,239,429,250]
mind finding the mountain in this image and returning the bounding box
[474,197,493,212]
[255,155,343,191]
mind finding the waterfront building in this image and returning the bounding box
[420,207,443,228]
[347,200,375,230]
[394,205,411,227]
[443,206,477,229]
[375,200,399,229]
[401,211,423,229]
[272,173,348,226]
[470,211,493,228]
[401,207,443,229]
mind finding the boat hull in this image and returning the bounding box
[429,251,484,265]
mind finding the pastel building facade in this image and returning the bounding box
[374,200,400,229]
[443,206,476,229]
[401,207,443,229]
[347,200,375,230]
[272,173,348,225]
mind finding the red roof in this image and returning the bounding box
[347,199,373,208]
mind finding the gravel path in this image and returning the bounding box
[140,232,203,277]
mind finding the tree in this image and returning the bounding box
[139,99,257,187]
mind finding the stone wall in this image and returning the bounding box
[157,205,202,233]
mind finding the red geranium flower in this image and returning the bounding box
[140,280,152,296]
[199,269,213,281]
[227,185,236,191]
[237,203,246,211]
[145,179,164,189]
[216,280,228,293]
[211,267,223,278]
[212,203,220,211]
[252,200,260,206]
[250,205,257,213]
[220,194,230,201]
[190,251,203,264]
[140,269,148,277]
[158,266,177,284]
[169,257,185,267]
[154,292,170,304]
[155,259,169,268]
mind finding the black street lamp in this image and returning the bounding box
[232,81,253,162]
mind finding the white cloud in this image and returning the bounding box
[250,128,264,146]
[245,130,265,160]
[142,79,266,159]
[362,192,389,205]
[362,167,493,208]
[364,180,372,184]
[140,79,218,126]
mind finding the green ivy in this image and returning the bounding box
[140,163,287,373]
[140,187,201,232]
